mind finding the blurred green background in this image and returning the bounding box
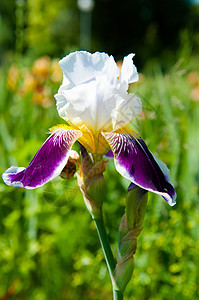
[0,0,199,299]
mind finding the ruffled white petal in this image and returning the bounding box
[119,54,139,89]
[55,51,140,132]
[59,51,119,89]
[111,93,142,130]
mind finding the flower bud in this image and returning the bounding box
[114,258,134,292]
[114,186,148,292]
[126,185,148,229]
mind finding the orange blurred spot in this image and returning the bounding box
[32,56,51,79]
[191,86,199,101]
[186,71,199,86]
[32,86,54,107]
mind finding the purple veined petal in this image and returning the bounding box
[2,129,82,189]
[102,132,177,206]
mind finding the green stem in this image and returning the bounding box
[113,289,123,300]
[94,218,115,277]
[94,218,123,300]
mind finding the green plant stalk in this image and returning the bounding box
[113,290,123,300]
[94,218,123,300]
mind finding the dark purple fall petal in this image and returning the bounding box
[103,132,176,206]
[2,129,82,189]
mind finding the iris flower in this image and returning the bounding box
[2,51,176,206]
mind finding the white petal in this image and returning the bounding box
[56,80,97,128]
[119,54,139,89]
[112,93,142,130]
[59,51,119,89]
[55,51,141,132]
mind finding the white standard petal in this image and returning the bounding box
[119,54,139,89]
[56,52,121,131]
[55,80,97,128]
[111,93,142,130]
[55,51,141,132]
[59,51,119,89]
[55,93,84,122]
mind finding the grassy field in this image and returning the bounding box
[0,55,199,300]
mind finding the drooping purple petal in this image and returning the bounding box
[102,132,176,206]
[2,129,82,189]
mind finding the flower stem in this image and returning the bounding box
[113,289,123,300]
[93,218,123,300]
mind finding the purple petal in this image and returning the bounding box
[102,132,176,206]
[2,129,82,189]
[104,149,114,158]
